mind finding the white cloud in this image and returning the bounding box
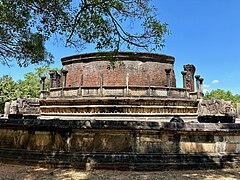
[211,80,219,84]
[203,84,210,93]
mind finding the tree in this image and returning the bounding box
[0,0,169,67]
[0,67,58,113]
[17,72,41,98]
[204,89,234,101]
[204,89,240,107]
[17,67,61,97]
[0,75,19,113]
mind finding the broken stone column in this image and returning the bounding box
[181,71,187,88]
[49,70,61,88]
[183,64,196,92]
[40,75,46,91]
[49,71,55,88]
[61,68,68,88]
[199,77,204,95]
[195,75,200,99]
[165,69,171,87]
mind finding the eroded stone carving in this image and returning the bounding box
[184,64,196,92]
[4,98,40,118]
[198,99,235,116]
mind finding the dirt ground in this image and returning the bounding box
[0,163,240,180]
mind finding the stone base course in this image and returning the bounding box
[1,118,240,170]
[1,149,240,170]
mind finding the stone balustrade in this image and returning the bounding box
[48,85,190,98]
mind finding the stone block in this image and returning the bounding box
[35,134,52,150]
[214,136,224,142]
[225,136,240,143]
[236,144,240,153]
[70,134,94,152]
[139,134,177,153]
[130,89,147,96]
[215,142,226,153]
[180,142,215,153]
[83,89,98,96]
[180,135,214,143]
[93,133,132,152]
[53,134,65,151]
[104,88,124,96]
[225,144,236,153]
[154,89,168,96]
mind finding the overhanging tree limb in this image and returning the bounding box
[0,0,169,67]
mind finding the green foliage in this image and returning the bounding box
[204,89,240,107]
[204,89,234,101]
[0,0,54,67]
[0,75,19,113]
[0,0,169,67]
[0,67,57,113]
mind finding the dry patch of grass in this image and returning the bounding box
[0,163,240,180]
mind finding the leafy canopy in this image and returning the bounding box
[204,89,240,107]
[0,67,56,113]
[0,0,169,67]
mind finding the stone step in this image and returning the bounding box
[0,149,239,170]
[40,114,198,122]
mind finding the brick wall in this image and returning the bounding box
[61,52,176,87]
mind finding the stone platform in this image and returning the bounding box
[1,118,240,170]
[39,52,201,122]
[40,96,198,122]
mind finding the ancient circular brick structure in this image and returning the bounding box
[40,51,198,121]
[61,52,176,87]
[3,52,239,171]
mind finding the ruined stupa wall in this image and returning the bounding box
[38,52,199,122]
[61,52,176,88]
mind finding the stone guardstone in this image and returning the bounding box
[9,100,19,115]
[237,103,240,118]
[4,102,10,117]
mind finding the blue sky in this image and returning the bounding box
[1,0,240,94]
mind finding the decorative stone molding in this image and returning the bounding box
[198,99,235,116]
[183,64,196,92]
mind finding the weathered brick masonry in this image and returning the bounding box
[40,52,198,121]
[61,52,176,87]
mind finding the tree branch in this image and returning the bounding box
[106,10,147,48]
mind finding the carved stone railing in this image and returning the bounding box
[47,85,190,99]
